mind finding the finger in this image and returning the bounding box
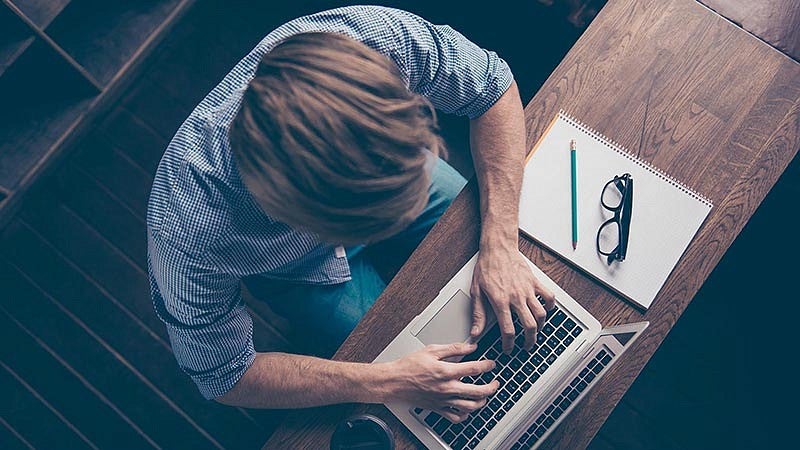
[534,278,557,310]
[427,342,478,360]
[527,296,547,333]
[443,397,487,414]
[514,300,539,350]
[448,359,495,378]
[453,379,500,400]
[496,306,516,354]
[470,282,487,338]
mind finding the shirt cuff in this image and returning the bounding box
[192,345,256,400]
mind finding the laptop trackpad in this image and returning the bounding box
[416,290,473,346]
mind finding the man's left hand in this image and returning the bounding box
[469,246,556,353]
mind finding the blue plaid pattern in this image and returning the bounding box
[147,5,513,399]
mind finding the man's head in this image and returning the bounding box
[229,32,445,245]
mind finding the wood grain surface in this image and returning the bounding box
[263,0,800,448]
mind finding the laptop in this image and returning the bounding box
[375,252,648,450]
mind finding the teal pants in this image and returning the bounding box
[244,158,467,356]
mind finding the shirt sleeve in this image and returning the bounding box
[375,7,514,119]
[147,231,255,400]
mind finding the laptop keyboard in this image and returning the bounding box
[508,348,614,450]
[415,299,584,450]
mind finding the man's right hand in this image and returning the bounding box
[376,342,499,422]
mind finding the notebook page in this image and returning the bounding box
[519,113,712,309]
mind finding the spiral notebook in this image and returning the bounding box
[519,111,713,309]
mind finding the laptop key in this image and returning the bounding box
[564,335,575,346]
[514,372,526,384]
[486,418,497,430]
[547,337,560,349]
[522,363,535,374]
[501,368,514,380]
[512,391,523,402]
[585,371,596,382]
[537,334,546,345]
[577,380,588,392]
[480,408,493,420]
[544,416,555,427]
[555,328,568,339]
[546,354,557,365]
[464,425,477,438]
[537,363,549,374]
[477,429,488,439]
[434,419,449,435]
[507,380,519,392]
[443,430,456,443]
[489,399,501,411]
[555,344,566,355]
[451,422,464,434]
[538,346,552,358]
[498,353,511,365]
[571,326,583,337]
[468,438,479,449]
[551,311,567,326]
[602,354,612,365]
[425,412,441,427]
[564,318,576,331]
[543,324,555,335]
[553,406,564,419]
[494,410,506,420]
[521,381,533,392]
[452,435,468,450]
[497,390,510,401]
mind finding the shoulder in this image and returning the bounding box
[147,119,246,254]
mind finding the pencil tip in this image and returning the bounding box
[572,242,577,250]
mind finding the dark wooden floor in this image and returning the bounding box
[1,1,797,449]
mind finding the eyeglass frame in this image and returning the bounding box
[596,173,633,265]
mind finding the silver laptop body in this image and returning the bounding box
[375,252,648,450]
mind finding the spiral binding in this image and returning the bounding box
[558,110,714,208]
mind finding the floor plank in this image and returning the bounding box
[0,220,271,449]
[0,305,155,449]
[2,263,220,450]
[0,365,91,450]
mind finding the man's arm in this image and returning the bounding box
[216,343,498,423]
[468,81,556,353]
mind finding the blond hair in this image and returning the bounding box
[229,32,445,244]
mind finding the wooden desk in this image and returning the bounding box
[264,0,800,448]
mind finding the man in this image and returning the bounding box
[147,5,555,423]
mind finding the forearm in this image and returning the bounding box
[469,81,527,249]
[216,352,393,409]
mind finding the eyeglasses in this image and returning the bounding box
[596,173,633,264]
